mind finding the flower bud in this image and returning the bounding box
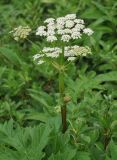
[64,96,71,103]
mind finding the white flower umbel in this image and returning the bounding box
[33,54,44,60]
[37,60,45,65]
[65,20,74,28]
[35,13,94,43]
[83,28,94,36]
[33,45,92,64]
[65,14,76,20]
[71,32,81,39]
[36,26,46,36]
[61,35,71,42]
[34,13,94,65]
[44,18,55,23]
[47,35,57,42]
[10,26,31,41]
[74,19,84,24]
[67,57,76,61]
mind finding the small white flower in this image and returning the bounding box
[61,35,71,42]
[11,26,31,41]
[65,20,74,28]
[47,36,57,42]
[74,19,84,24]
[72,27,80,33]
[65,46,71,51]
[56,24,64,30]
[56,17,66,25]
[43,47,62,58]
[64,29,72,34]
[71,32,81,39]
[67,57,76,61]
[57,29,65,35]
[75,24,85,30]
[42,47,55,52]
[44,18,55,23]
[33,54,44,60]
[65,14,76,20]
[65,50,75,57]
[46,52,59,58]
[37,60,45,65]
[54,47,62,53]
[83,28,94,36]
[36,26,47,36]
[37,26,46,31]
[73,46,91,56]
[72,45,79,49]
[46,30,55,36]
[36,30,47,36]
[47,24,56,30]
[82,53,87,56]
[47,22,55,28]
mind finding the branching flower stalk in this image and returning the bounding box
[11,13,94,133]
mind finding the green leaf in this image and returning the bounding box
[29,93,52,114]
[92,1,109,16]
[0,47,22,66]
[80,134,91,143]
[41,0,55,3]
[109,140,117,160]
[48,148,76,160]
[95,71,117,82]
[81,6,103,19]
[0,67,6,78]
[25,112,47,122]
[76,152,91,160]
[0,121,51,160]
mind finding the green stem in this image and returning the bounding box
[59,45,67,133]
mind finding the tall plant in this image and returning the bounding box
[11,14,93,133]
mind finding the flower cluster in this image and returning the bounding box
[33,45,91,64]
[33,14,93,65]
[36,14,93,42]
[10,26,31,41]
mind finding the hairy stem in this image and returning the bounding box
[59,71,67,133]
[61,104,67,133]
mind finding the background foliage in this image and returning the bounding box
[0,0,117,159]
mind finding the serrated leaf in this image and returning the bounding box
[48,148,76,160]
[0,121,51,160]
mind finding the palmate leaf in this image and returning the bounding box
[48,150,90,160]
[0,120,51,160]
[48,148,76,160]
[48,132,70,153]
[66,71,117,102]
